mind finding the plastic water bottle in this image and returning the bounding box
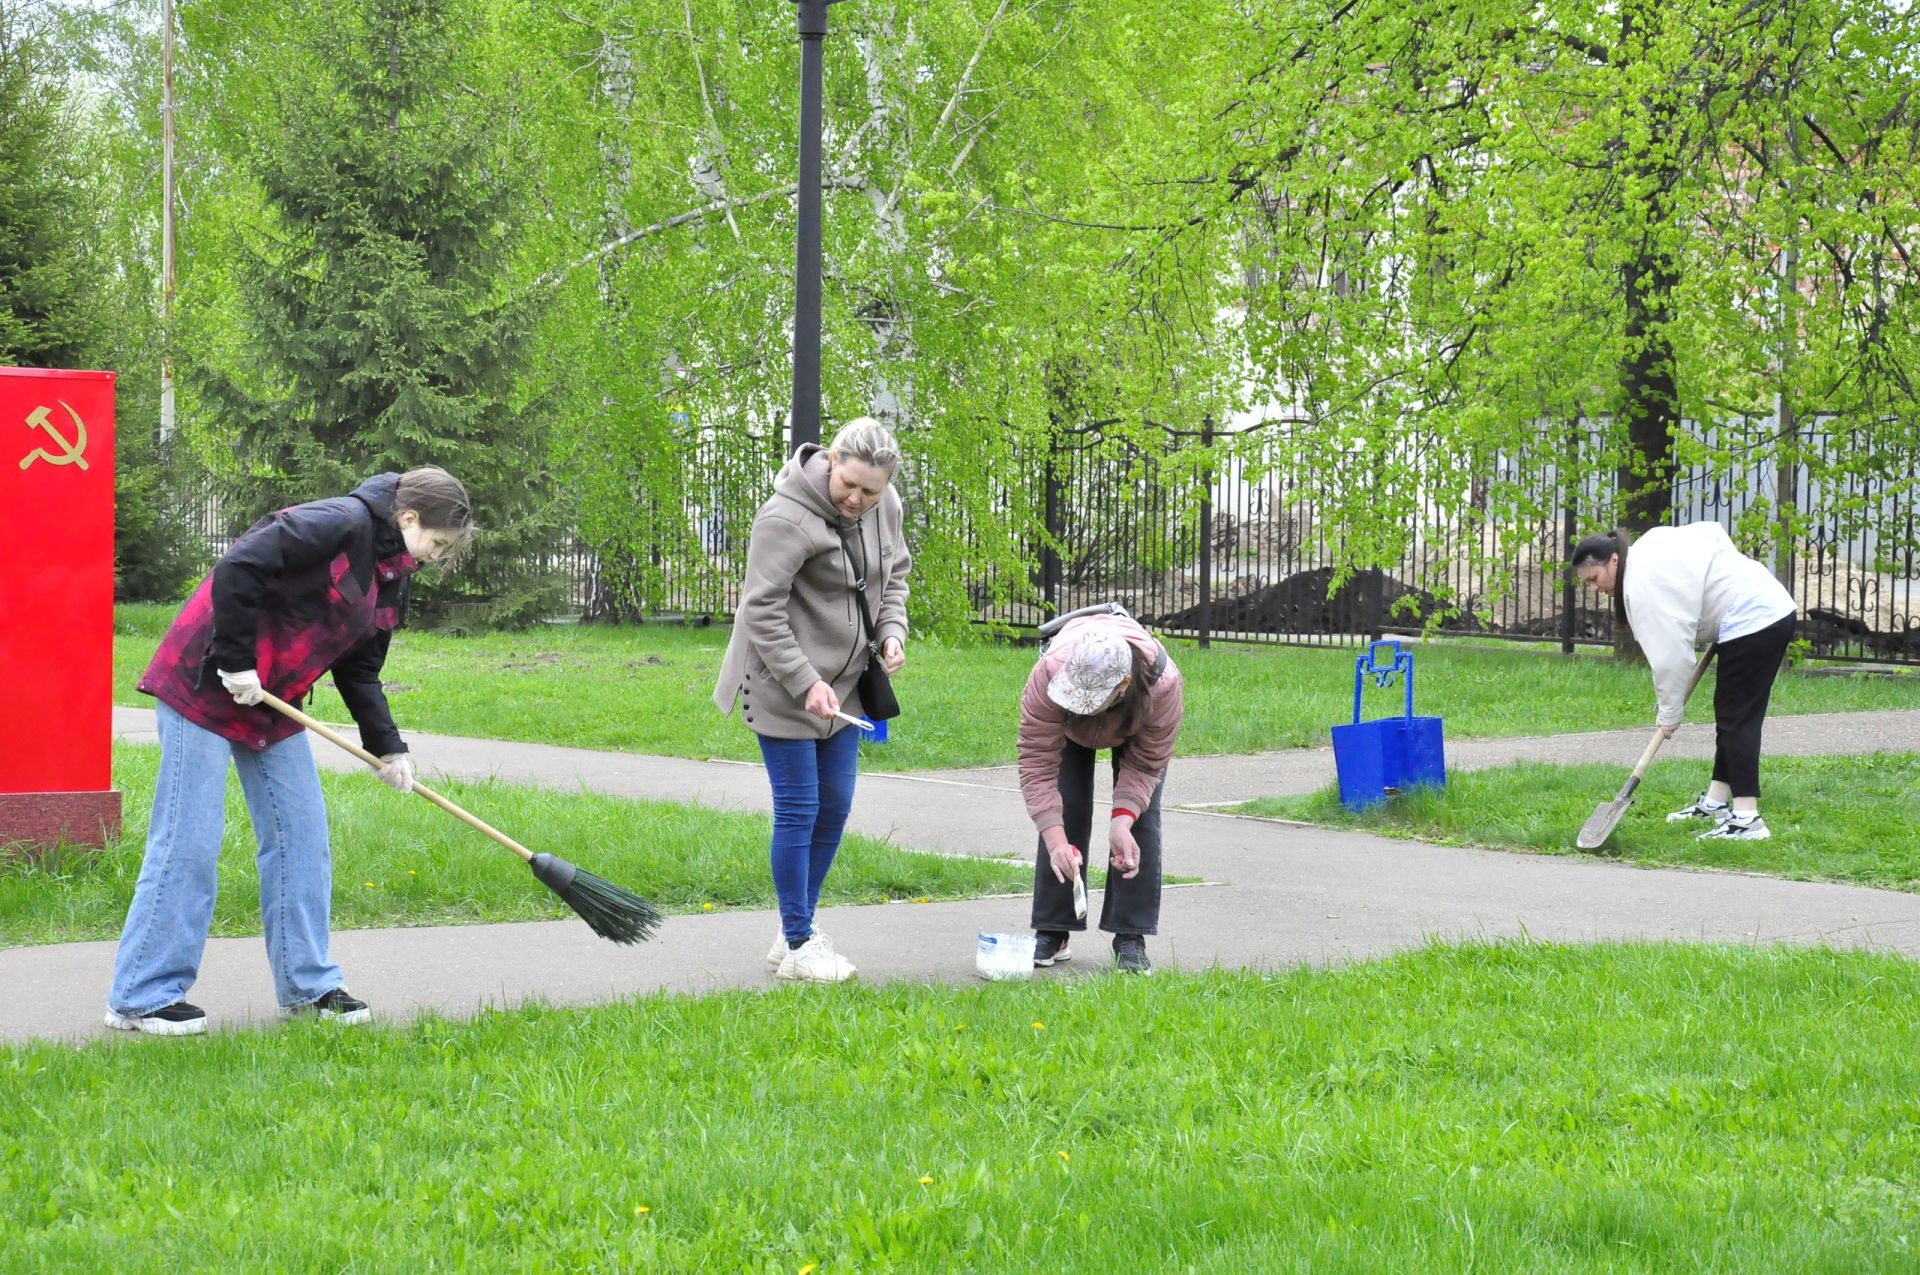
[975,932,1035,980]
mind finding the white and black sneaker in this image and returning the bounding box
[104,1001,207,1036]
[1667,794,1731,824]
[290,988,371,1025]
[1033,932,1072,967]
[1697,813,1771,841]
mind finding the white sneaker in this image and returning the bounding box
[1667,794,1731,823]
[777,933,857,982]
[1697,813,1771,841]
[767,927,833,967]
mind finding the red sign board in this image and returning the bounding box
[0,367,119,849]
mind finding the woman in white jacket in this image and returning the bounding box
[1571,523,1797,841]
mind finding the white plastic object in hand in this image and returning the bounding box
[375,752,415,794]
[1072,871,1088,921]
[831,708,876,731]
[217,668,265,706]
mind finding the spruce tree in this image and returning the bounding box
[200,0,553,624]
[0,10,97,368]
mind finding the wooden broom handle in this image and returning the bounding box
[257,690,536,864]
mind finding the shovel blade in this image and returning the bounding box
[1576,797,1631,850]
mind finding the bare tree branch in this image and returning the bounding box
[528,178,869,292]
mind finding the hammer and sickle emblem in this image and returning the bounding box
[18,401,89,470]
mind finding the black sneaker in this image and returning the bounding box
[1113,934,1153,976]
[291,988,372,1025]
[1033,932,1073,967]
[104,1001,207,1036]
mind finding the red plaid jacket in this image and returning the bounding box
[139,474,420,753]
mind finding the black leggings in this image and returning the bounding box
[1711,614,1796,799]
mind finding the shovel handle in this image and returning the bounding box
[1621,648,1718,791]
[257,690,536,864]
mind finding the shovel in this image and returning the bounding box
[1575,649,1716,850]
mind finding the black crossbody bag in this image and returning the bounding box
[838,527,901,721]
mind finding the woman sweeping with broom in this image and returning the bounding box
[106,467,473,1035]
[713,419,911,983]
[1571,523,1797,841]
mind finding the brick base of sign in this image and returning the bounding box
[0,790,123,859]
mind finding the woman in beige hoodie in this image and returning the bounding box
[713,419,912,981]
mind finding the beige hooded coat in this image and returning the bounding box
[712,444,911,738]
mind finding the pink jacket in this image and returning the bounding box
[1017,614,1184,832]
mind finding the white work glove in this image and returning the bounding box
[217,668,265,707]
[375,752,415,794]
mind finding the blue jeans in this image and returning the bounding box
[109,702,344,1014]
[757,727,860,946]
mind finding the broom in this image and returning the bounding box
[259,691,663,945]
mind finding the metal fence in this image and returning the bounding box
[964,415,1919,664]
[172,413,1920,664]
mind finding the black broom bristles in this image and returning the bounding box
[528,852,664,945]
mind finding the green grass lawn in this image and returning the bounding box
[0,743,1031,948]
[113,603,1920,770]
[6,943,1918,1271]
[1237,753,1920,892]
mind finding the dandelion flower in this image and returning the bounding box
[918,1174,934,1185]
[799,1265,818,1275]
[953,1024,966,1032]
[363,881,375,888]
[633,1205,650,1216]
[1032,1021,1045,1031]
[1057,1150,1071,1163]
[702,902,715,912]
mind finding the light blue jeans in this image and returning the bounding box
[109,702,344,1014]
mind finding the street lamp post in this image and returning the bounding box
[789,0,845,453]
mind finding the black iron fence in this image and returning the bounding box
[968,415,1919,664]
[170,413,1920,664]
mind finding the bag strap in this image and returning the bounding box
[1146,641,1168,687]
[1037,601,1132,647]
[837,527,881,654]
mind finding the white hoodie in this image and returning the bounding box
[1622,522,1796,726]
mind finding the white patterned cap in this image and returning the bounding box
[1045,628,1134,716]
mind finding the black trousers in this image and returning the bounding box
[1710,613,1796,799]
[1031,739,1165,937]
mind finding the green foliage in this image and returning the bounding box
[0,3,205,601]
[1199,0,1920,594]
[0,8,99,368]
[503,0,1240,632]
[187,0,557,626]
[34,1,1920,633]
[111,430,206,602]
